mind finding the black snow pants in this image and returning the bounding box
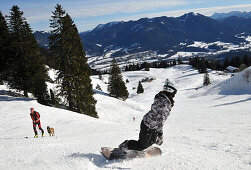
[33,121,44,135]
[127,120,158,151]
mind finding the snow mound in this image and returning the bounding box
[219,67,251,95]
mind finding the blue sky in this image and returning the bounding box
[1,0,251,32]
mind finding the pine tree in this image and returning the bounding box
[108,59,129,100]
[7,6,49,101]
[198,58,207,73]
[178,57,183,65]
[203,72,210,86]
[209,58,216,70]
[7,6,31,96]
[49,6,98,117]
[96,84,102,91]
[223,58,229,69]
[205,59,210,68]
[22,21,49,104]
[48,4,66,69]
[98,73,103,80]
[243,54,249,66]
[230,56,241,68]
[152,62,158,68]
[50,89,56,104]
[141,62,150,71]
[136,81,144,94]
[0,11,10,84]
[159,60,167,68]
[191,57,200,69]
[125,65,129,71]
[215,60,223,71]
[249,56,251,66]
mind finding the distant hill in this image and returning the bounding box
[34,11,251,69]
[80,12,241,55]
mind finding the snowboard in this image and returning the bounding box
[101,146,162,160]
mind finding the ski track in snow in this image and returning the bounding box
[0,65,251,170]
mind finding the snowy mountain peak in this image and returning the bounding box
[189,12,198,16]
[182,12,198,16]
[93,21,122,31]
[178,12,201,22]
[211,11,251,20]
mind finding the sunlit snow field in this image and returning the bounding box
[0,65,250,170]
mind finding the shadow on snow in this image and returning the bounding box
[212,97,251,107]
[93,89,110,97]
[68,152,130,169]
[0,96,35,101]
[0,90,34,101]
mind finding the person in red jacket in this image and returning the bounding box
[30,108,44,138]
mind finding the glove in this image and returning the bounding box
[156,134,163,145]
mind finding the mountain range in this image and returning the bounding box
[34,11,251,70]
[211,11,251,20]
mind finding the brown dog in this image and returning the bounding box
[47,126,55,137]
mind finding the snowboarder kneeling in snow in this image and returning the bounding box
[30,108,44,138]
[118,79,177,155]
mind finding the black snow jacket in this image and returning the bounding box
[143,91,174,134]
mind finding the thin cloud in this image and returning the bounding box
[66,0,187,18]
[78,3,251,31]
[11,0,187,24]
[191,4,251,16]
[4,1,251,32]
[115,3,251,21]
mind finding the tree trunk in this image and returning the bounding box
[24,90,28,97]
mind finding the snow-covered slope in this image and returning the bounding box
[0,65,250,170]
[192,66,251,96]
[220,66,251,95]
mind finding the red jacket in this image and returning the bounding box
[30,111,40,122]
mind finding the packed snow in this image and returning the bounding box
[0,65,251,170]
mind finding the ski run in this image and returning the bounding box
[0,65,250,170]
